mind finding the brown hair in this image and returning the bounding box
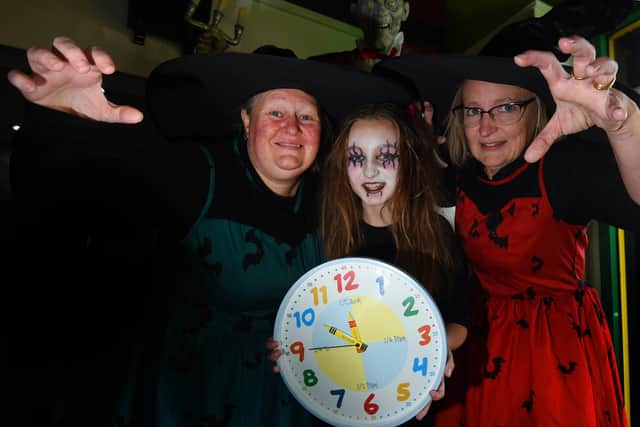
[445,83,549,167]
[321,103,453,294]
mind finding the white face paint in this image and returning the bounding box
[347,118,399,226]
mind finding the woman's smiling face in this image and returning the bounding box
[462,80,538,178]
[241,88,321,195]
[347,118,399,225]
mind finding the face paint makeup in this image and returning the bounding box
[346,118,399,225]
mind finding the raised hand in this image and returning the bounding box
[7,36,142,124]
[514,36,635,162]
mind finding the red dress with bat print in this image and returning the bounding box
[451,152,628,427]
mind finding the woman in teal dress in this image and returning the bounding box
[8,36,411,426]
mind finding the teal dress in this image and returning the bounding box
[146,141,323,426]
[13,105,323,427]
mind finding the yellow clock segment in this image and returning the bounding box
[274,257,447,426]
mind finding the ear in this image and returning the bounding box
[240,109,250,134]
[402,1,410,22]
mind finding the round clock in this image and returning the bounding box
[274,257,447,426]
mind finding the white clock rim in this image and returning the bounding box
[273,257,449,426]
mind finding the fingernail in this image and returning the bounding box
[586,65,599,74]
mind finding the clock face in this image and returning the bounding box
[274,257,447,426]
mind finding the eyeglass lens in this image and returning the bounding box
[457,98,535,128]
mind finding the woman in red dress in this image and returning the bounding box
[375,36,640,426]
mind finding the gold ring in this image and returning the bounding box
[571,71,587,80]
[593,76,616,91]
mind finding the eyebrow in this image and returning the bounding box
[463,95,528,106]
[263,95,317,105]
[348,141,398,150]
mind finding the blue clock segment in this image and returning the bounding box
[274,258,447,426]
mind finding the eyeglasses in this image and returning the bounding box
[452,97,536,128]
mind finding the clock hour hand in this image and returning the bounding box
[323,324,368,352]
[347,312,365,353]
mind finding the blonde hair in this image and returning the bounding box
[445,83,549,167]
[321,103,454,294]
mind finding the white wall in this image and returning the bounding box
[0,0,182,76]
[227,0,361,58]
[0,0,361,77]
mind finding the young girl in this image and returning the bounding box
[319,103,471,424]
[268,103,470,424]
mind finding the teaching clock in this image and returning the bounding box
[274,257,447,426]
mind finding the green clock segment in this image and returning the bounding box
[274,257,447,426]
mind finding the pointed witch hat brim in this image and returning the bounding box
[373,53,555,128]
[147,52,413,141]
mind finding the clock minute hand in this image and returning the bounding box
[309,344,357,351]
[323,324,368,352]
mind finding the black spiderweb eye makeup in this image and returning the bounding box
[378,141,399,169]
[348,145,365,167]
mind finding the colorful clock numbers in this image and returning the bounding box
[274,257,447,426]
